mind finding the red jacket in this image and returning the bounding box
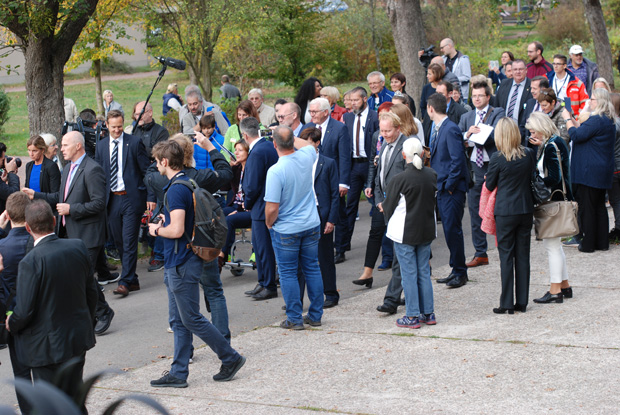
[546,70,589,117]
[330,104,348,122]
[527,58,553,79]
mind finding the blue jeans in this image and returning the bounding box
[394,242,434,317]
[270,225,324,324]
[164,254,239,381]
[200,258,231,342]
[148,234,165,261]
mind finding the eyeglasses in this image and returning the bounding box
[308,110,325,115]
[277,112,294,120]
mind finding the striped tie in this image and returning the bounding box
[507,83,520,119]
[110,139,119,191]
[476,111,486,168]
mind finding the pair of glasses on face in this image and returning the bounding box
[276,112,293,120]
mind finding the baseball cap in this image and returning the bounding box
[570,45,583,55]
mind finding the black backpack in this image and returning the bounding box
[164,177,228,262]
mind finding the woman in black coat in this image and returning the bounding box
[485,118,536,314]
[25,135,61,194]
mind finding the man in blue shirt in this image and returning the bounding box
[148,140,245,388]
[265,126,324,330]
[367,71,394,111]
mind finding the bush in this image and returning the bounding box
[0,87,10,135]
[100,57,134,74]
[537,0,589,47]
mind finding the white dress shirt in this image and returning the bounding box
[109,134,125,192]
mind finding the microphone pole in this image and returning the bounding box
[132,63,168,134]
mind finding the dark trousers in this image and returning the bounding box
[364,208,387,268]
[382,253,402,307]
[574,184,609,251]
[8,335,32,415]
[251,219,277,291]
[108,193,141,287]
[495,214,532,309]
[31,352,87,414]
[437,189,467,277]
[87,246,112,319]
[468,161,489,258]
[333,196,347,254]
[336,159,368,253]
[318,219,338,301]
[223,211,252,257]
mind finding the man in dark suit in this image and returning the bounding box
[27,131,116,334]
[428,93,470,288]
[493,59,532,129]
[374,112,408,314]
[6,200,97,409]
[301,127,340,308]
[301,98,351,264]
[458,82,505,268]
[341,87,379,264]
[423,81,467,144]
[519,76,549,142]
[95,109,150,297]
[241,117,279,300]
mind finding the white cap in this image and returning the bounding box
[570,45,583,55]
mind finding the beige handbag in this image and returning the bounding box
[533,142,579,239]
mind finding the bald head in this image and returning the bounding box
[134,101,154,125]
[278,102,301,128]
[61,131,85,162]
[431,56,446,69]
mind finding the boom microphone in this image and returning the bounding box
[154,56,186,71]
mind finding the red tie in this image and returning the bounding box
[62,164,77,226]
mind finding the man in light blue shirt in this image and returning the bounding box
[265,126,324,330]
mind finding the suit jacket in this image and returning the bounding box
[9,235,97,368]
[424,99,467,143]
[301,118,352,186]
[458,106,505,156]
[314,154,339,225]
[25,156,61,194]
[35,156,107,249]
[343,108,380,161]
[485,147,536,216]
[374,133,408,206]
[95,133,150,212]
[430,118,470,193]
[243,138,279,221]
[492,78,533,127]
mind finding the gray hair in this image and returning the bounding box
[591,88,616,120]
[402,137,424,169]
[248,88,264,98]
[273,126,294,151]
[239,117,260,138]
[310,97,331,112]
[367,71,385,83]
[350,86,368,99]
[40,133,57,147]
[185,85,202,101]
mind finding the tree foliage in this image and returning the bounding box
[0,87,10,135]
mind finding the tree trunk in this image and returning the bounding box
[201,54,213,102]
[23,39,66,142]
[370,0,382,71]
[385,0,427,109]
[583,0,615,89]
[93,38,104,117]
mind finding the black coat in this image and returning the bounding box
[26,156,61,194]
[485,147,536,216]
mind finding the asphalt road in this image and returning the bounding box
[0,203,490,409]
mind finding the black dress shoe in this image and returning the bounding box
[244,284,263,296]
[399,297,406,306]
[493,307,514,314]
[561,287,573,298]
[323,299,339,308]
[334,252,346,264]
[514,304,527,313]
[352,277,373,288]
[94,309,115,335]
[533,291,563,304]
[252,289,278,300]
[376,304,397,314]
[437,274,455,284]
[447,275,467,288]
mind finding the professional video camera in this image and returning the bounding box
[61,115,109,159]
[419,45,438,69]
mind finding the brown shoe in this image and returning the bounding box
[128,283,140,292]
[113,285,129,297]
[466,256,489,268]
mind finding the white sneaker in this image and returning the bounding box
[167,327,173,333]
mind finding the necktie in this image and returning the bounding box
[355,113,362,157]
[430,126,438,148]
[507,83,520,119]
[476,111,486,168]
[110,139,119,191]
[62,163,77,226]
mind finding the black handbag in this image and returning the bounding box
[531,170,551,206]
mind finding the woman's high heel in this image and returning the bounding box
[352,277,373,288]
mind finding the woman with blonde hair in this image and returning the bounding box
[390,103,424,143]
[485,118,536,314]
[526,112,573,303]
[320,86,346,122]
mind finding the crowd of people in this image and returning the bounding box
[0,36,618,412]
